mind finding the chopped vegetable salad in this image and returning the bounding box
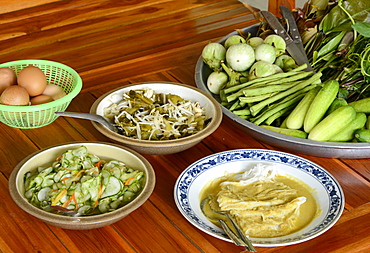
[24,146,145,215]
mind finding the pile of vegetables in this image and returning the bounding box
[201,0,370,143]
[24,146,145,215]
[297,0,370,101]
[103,88,210,140]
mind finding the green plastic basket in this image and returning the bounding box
[0,60,82,129]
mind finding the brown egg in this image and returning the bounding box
[42,84,66,100]
[17,66,47,97]
[0,85,30,106]
[30,94,54,105]
[0,67,17,94]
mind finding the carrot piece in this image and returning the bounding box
[95,160,106,168]
[51,189,67,206]
[61,192,79,209]
[93,184,104,209]
[71,193,78,210]
[62,194,73,208]
[125,177,136,186]
[61,177,69,183]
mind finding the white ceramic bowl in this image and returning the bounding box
[174,149,344,247]
[90,82,223,155]
[9,142,155,230]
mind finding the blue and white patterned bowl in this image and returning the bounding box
[174,149,344,247]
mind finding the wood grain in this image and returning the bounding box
[1,1,369,252]
[0,174,69,252]
[0,0,59,15]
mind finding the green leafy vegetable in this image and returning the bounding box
[295,0,370,101]
[319,0,370,34]
[352,22,370,37]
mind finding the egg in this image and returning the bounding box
[42,84,66,100]
[0,85,30,106]
[0,67,17,94]
[30,94,54,105]
[17,66,47,97]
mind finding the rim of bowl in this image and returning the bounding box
[89,82,223,147]
[8,141,156,225]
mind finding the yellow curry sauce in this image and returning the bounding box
[200,167,321,238]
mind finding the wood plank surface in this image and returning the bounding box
[1,1,370,252]
[0,0,60,15]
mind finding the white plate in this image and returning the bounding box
[174,149,344,247]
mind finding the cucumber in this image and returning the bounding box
[38,167,53,177]
[29,176,44,189]
[54,170,67,182]
[355,129,370,142]
[101,176,123,198]
[348,97,370,113]
[77,205,91,215]
[308,105,356,141]
[98,199,110,213]
[80,175,92,183]
[326,97,348,115]
[286,86,321,130]
[304,80,339,133]
[81,177,101,202]
[329,112,367,142]
[37,187,51,202]
[123,191,137,203]
[260,125,308,138]
[41,174,56,187]
[280,117,288,128]
[366,115,370,130]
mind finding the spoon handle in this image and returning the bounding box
[219,219,245,246]
[226,213,257,252]
[56,111,104,122]
[55,111,115,132]
[50,205,82,217]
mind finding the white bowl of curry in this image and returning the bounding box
[174,149,344,247]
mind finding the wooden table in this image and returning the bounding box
[1,1,370,252]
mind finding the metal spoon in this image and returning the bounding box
[201,196,257,252]
[55,111,117,132]
[50,205,84,217]
[201,197,246,247]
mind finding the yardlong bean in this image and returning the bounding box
[238,92,278,104]
[265,105,296,125]
[242,82,298,97]
[249,73,322,116]
[223,64,309,95]
[252,94,306,125]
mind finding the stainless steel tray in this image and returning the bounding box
[195,24,370,159]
